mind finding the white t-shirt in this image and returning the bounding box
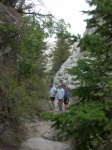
[50,86,57,97]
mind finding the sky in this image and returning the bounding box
[35,0,92,37]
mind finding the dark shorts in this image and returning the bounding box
[58,99,62,101]
[64,98,69,104]
[50,97,55,101]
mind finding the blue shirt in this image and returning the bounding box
[64,90,70,99]
[56,88,65,99]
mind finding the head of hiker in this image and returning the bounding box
[49,84,53,88]
[65,86,69,90]
[58,84,62,88]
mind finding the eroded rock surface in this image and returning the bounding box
[20,102,71,150]
[20,137,70,150]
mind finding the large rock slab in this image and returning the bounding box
[53,27,96,89]
[53,47,83,89]
[19,117,71,150]
[20,137,71,150]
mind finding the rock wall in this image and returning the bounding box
[53,47,83,89]
[53,27,96,89]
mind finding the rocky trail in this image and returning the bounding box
[19,99,72,150]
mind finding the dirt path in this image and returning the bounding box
[19,100,72,150]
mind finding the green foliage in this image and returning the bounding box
[0,65,49,121]
[0,3,56,124]
[49,101,112,150]
[50,0,112,149]
[19,61,35,76]
[0,20,17,50]
[0,1,64,149]
[39,112,53,120]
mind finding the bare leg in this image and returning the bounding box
[65,104,68,112]
[51,100,55,109]
[58,99,63,110]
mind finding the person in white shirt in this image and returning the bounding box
[50,84,57,109]
[56,84,65,111]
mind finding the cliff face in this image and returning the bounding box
[53,47,82,89]
[53,27,96,89]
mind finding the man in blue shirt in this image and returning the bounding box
[56,84,65,111]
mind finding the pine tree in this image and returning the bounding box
[49,1,112,150]
[52,19,78,73]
